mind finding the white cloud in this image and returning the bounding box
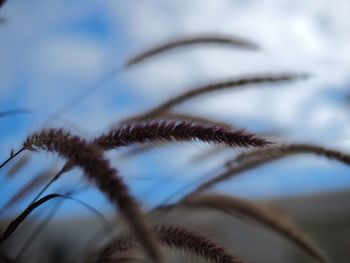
[1,0,350,200]
[113,0,350,139]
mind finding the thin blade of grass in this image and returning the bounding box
[0,168,54,216]
[0,109,31,118]
[0,194,60,241]
[1,193,114,244]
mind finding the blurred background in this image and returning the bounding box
[0,0,350,262]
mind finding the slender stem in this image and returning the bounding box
[0,147,26,170]
[29,168,65,204]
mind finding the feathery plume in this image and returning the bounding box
[94,236,136,261]
[94,120,270,151]
[119,113,238,157]
[181,194,328,263]
[232,143,350,165]
[189,143,350,195]
[96,225,246,263]
[184,157,275,197]
[124,73,308,122]
[155,225,245,263]
[125,34,258,67]
[4,120,266,206]
[15,128,162,263]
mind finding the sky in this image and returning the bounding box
[0,0,350,217]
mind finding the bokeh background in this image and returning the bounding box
[0,1,350,262]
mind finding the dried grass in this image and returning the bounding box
[18,128,162,263]
[95,120,270,150]
[124,34,258,68]
[190,143,350,195]
[180,194,328,263]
